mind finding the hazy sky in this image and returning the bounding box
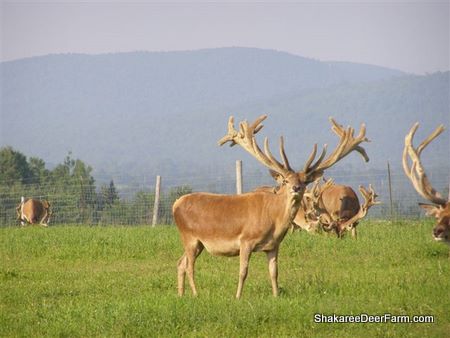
[1,0,449,74]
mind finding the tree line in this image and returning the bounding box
[0,147,191,226]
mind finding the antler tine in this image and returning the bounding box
[306,145,328,174]
[263,137,290,173]
[279,136,293,171]
[303,118,370,180]
[218,115,292,176]
[338,184,380,231]
[330,118,370,162]
[218,115,267,147]
[308,178,334,210]
[356,185,380,219]
[368,184,379,202]
[218,116,238,147]
[249,115,266,134]
[403,123,447,205]
[358,185,381,208]
[310,179,321,198]
[417,125,445,156]
[322,178,334,190]
[303,144,318,172]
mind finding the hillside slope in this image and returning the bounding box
[2,48,447,180]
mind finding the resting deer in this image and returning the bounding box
[173,115,369,298]
[257,178,379,238]
[306,179,379,238]
[16,198,52,226]
[403,123,449,243]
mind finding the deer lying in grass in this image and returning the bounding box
[304,179,379,238]
[16,198,52,226]
[403,123,449,243]
[256,178,379,238]
[173,115,369,298]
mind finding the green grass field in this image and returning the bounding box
[1,220,449,337]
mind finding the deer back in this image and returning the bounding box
[319,185,360,221]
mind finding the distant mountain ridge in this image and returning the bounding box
[1,47,447,183]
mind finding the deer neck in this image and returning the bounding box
[277,185,303,227]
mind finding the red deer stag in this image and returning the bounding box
[173,115,369,298]
[258,178,379,238]
[16,198,52,226]
[403,123,449,243]
[306,179,379,238]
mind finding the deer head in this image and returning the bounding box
[403,123,449,243]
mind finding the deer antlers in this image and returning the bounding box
[339,184,380,231]
[357,185,380,218]
[219,115,370,181]
[402,123,447,206]
[303,118,370,181]
[218,115,293,177]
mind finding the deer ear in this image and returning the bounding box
[418,203,442,217]
[269,170,284,184]
[305,171,324,185]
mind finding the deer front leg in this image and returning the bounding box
[236,244,253,299]
[39,211,49,227]
[266,248,279,297]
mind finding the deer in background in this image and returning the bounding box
[257,177,379,238]
[304,179,379,238]
[16,198,52,226]
[403,123,449,243]
[173,115,370,298]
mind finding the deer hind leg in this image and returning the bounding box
[177,254,188,296]
[181,240,203,297]
[266,248,279,297]
[236,243,253,299]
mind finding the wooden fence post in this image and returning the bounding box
[152,175,161,227]
[387,161,394,220]
[236,160,243,195]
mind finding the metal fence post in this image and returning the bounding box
[387,161,394,220]
[20,196,25,226]
[152,175,161,227]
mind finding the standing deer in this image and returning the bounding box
[403,123,449,243]
[173,115,369,298]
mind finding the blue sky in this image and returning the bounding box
[1,0,449,74]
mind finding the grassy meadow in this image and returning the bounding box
[0,220,449,337]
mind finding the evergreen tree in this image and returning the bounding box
[0,147,34,185]
[28,157,50,184]
[101,180,119,206]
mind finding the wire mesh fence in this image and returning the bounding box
[1,161,449,227]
